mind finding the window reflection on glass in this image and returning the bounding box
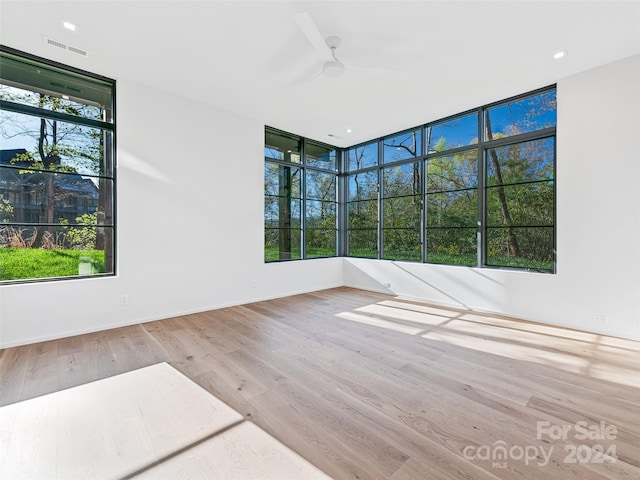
[264,161,302,261]
[264,130,301,163]
[306,142,336,170]
[264,128,337,261]
[264,163,301,197]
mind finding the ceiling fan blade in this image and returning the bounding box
[294,12,334,63]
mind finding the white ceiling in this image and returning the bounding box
[1,1,639,147]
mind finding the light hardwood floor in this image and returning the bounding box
[1,287,639,479]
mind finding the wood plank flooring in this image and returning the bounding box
[1,287,639,479]
[0,362,330,480]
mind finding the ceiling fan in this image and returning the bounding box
[292,12,407,84]
[294,12,347,78]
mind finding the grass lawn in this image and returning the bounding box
[265,247,338,261]
[0,248,106,281]
[265,248,552,271]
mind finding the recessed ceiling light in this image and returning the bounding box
[553,50,567,60]
[62,21,77,31]
[346,129,352,133]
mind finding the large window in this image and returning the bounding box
[485,139,555,269]
[264,128,337,261]
[266,86,556,272]
[0,46,116,283]
[382,162,422,261]
[425,113,479,265]
[347,169,378,258]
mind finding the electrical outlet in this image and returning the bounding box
[592,314,608,323]
[382,281,391,289]
[121,294,129,306]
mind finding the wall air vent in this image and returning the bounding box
[43,36,88,57]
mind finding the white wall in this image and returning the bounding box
[0,80,343,348]
[1,55,638,347]
[345,55,640,341]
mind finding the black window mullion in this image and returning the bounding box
[426,144,478,159]
[483,128,556,150]
[265,85,555,271]
[421,150,427,263]
[0,99,114,131]
[338,148,347,256]
[0,163,113,181]
[552,134,557,273]
[377,139,383,259]
[301,139,306,259]
[478,107,486,268]
[0,47,116,284]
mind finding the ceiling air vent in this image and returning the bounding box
[43,36,88,57]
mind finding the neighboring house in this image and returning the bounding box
[0,148,99,223]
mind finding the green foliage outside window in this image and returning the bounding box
[266,87,555,272]
[0,47,115,282]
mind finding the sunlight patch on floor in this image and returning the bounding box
[335,311,424,335]
[377,300,463,318]
[421,329,592,373]
[355,303,453,326]
[335,298,640,388]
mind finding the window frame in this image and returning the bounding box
[0,45,117,284]
[270,86,556,272]
[264,127,338,262]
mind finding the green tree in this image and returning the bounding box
[484,93,556,260]
[485,138,554,266]
[0,87,103,249]
[62,212,98,249]
[0,194,13,222]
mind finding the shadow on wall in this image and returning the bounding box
[390,262,472,309]
[342,258,394,295]
[342,257,509,312]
